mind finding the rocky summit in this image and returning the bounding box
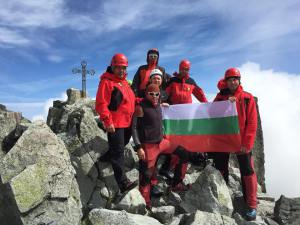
[0,89,299,225]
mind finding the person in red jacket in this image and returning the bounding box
[160,59,208,191]
[132,84,190,209]
[212,68,258,221]
[132,48,169,98]
[95,53,138,193]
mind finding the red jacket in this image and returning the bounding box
[166,72,207,104]
[214,85,257,151]
[95,69,136,128]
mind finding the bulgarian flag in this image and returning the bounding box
[162,101,241,152]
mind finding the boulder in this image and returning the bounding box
[47,92,108,210]
[87,208,162,225]
[274,195,300,225]
[184,210,237,225]
[233,213,267,225]
[67,88,82,104]
[114,189,146,214]
[0,120,82,225]
[0,105,23,157]
[151,206,175,224]
[181,165,233,217]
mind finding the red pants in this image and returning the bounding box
[139,138,178,206]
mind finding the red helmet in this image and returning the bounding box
[179,59,191,70]
[224,68,241,79]
[111,53,128,67]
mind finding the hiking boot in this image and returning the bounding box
[171,182,191,192]
[150,185,164,197]
[120,180,138,194]
[145,204,153,215]
[99,151,111,162]
[159,169,174,180]
[246,208,257,221]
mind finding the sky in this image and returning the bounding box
[1,0,300,199]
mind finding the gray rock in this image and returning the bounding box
[88,186,108,209]
[257,199,275,218]
[0,182,23,225]
[0,103,6,111]
[47,93,109,210]
[169,214,184,225]
[152,206,175,224]
[67,88,82,104]
[0,106,23,156]
[124,144,139,170]
[233,213,267,225]
[87,208,162,225]
[181,165,233,217]
[264,218,280,225]
[0,121,82,225]
[274,195,300,225]
[115,189,146,214]
[184,210,237,225]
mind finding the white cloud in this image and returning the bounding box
[0,27,30,46]
[4,92,68,121]
[239,62,300,199]
[48,54,64,63]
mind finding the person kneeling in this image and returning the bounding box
[132,84,189,209]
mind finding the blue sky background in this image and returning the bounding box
[1,0,300,199]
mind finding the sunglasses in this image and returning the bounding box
[148,54,158,59]
[148,92,160,97]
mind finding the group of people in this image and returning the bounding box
[95,49,258,221]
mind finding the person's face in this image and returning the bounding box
[148,53,158,64]
[226,77,240,93]
[179,67,189,77]
[150,75,162,86]
[146,90,160,106]
[113,65,127,78]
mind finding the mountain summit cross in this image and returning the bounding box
[72,60,95,98]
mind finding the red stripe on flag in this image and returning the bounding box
[165,134,241,152]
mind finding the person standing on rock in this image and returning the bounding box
[131,48,169,98]
[132,84,190,209]
[212,68,258,221]
[95,53,138,193]
[159,59,208,191]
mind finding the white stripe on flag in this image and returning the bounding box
[162,101,237,120]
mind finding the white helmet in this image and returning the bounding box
[150,69,163,78]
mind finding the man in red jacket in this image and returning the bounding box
[213,68,258,221]
[132,48,169,98]
[161,59,208,191]
[95,53,138,193]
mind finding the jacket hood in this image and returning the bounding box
[146,49,159,65]
[217,78,227,90]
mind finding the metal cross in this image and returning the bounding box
[72,60,95,98]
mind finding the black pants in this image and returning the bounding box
[211,152,254,183]
[107,127,131,188]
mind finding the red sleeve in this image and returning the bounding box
[213,92,228,102]
[95,80,113,127]
[193,85,208,102]
[242,95,258,151]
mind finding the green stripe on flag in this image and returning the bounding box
[163,116,240,135]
